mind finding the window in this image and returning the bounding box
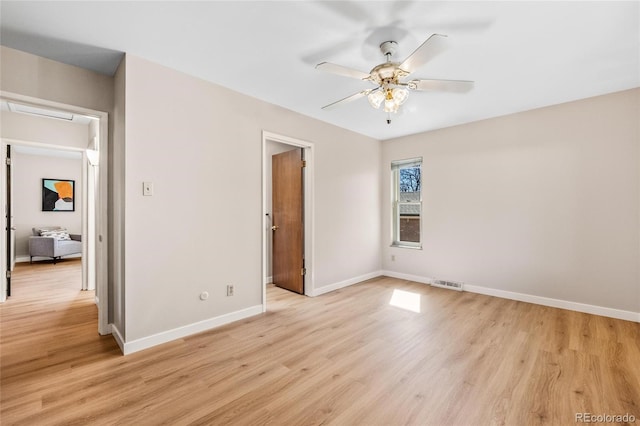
[391,158,422,248]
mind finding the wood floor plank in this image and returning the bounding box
[1,262,639,425]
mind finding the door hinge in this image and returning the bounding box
[6,271,11,279]
[301,160,306,168]
[301,268,306,276]
[5,158,11,166]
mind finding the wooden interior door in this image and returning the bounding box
[272,148,304,294]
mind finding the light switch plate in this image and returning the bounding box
[143,182,153,196]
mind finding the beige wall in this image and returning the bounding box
[122,55,381,341]
[0,46,113,113]
[12,151,82,257]
[382,88,640,314]
[1,111,90,148]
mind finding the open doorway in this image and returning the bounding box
[0,94,109,335]
[262,132,314,311]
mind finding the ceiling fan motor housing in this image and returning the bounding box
[369,62,409,87]
[367,41,410,87]
[379,40,398,57]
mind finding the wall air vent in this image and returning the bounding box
[431,279,464,291]
[8,102,74,121]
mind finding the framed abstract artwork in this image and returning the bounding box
[42,178,75,211]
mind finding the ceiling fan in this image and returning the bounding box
[316,34,473,124]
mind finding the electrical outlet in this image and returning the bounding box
[226,284,234,297]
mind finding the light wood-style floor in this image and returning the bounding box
[1,260,639,425]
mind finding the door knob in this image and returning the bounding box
[271,225,279,231]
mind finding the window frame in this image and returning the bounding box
[391,157,423,249]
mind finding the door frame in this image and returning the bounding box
[5,144,13,297]
[0,91,110,336]
[262,131,314,310]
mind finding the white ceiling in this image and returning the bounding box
[1,1,638,140]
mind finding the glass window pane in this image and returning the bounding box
[399,167,421,194]
[399,217,420,242]
[391,159,422,246]
[399,203,420,242]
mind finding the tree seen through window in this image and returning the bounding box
[399,167,421,193]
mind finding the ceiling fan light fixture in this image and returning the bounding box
[392,87,409,105]
[367,90,385,109]
[384,98,400,113]
[379,87,407,113]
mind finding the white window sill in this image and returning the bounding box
[390,243,422,250]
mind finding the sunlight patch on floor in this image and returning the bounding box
[389,289,421,313]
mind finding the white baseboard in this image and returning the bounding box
[108,272,639,355]
[464,284,640,323]
[264,276,273,285]
[121,305,263,355]
[16,253,82,263]
[311,270,383,297]
[381,270,434,285]
[111,324,125,354]
[381,270,639,323]
[99,323,112,337]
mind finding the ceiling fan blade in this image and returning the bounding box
[399,34,449,75]
[316,62,371,81]
[409,78,474,93]
[321,89,375,110]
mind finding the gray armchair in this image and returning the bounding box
[29,226,82,264]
